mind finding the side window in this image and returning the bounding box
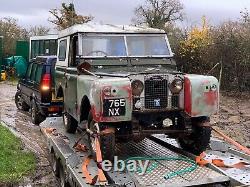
[31,64,37,81]
[35,65,43,84]
[58,39,67,61]
[45,40,50,55]
[50,40,58,55]
[26,63,33,79]
[39,40,45,55]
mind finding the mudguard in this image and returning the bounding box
[184,74,219,117]
[90,77,132,122]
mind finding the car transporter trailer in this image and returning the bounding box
[41,117,250,187]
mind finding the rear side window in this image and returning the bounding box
[58,39,67,61]
[26,63,33,79]
[35,65,43,84]
[31,64,37,81]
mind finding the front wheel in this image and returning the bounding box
[87,113,115,161]
[177,122,211,155]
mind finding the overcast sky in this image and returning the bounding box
[0,0,250,31]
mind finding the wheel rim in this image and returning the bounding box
[90,122,100,154]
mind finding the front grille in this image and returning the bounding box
[144,75,168,109]
[171,95,179,108]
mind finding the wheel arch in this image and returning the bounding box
[56,85,64,98]
[80,95,91,122]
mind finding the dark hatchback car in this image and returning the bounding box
[15,56,63,125]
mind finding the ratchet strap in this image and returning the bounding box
[196,127,250,168]
[196,152,249,168]
[211,126,250,155]
[82,135,107,185]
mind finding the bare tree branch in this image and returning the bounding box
[133,0,184,29]
[48,3,94,30]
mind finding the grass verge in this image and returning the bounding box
[0,122,36,184]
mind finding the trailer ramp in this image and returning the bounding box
[41,118,229,187]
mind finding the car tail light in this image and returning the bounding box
[48,106,61,112]
[41,74,51,91]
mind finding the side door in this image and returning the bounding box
[56,37,77,117]
[65,35,78,119]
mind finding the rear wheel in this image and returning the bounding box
[177,120,211,155]
[31,100,45,125]
[87,113,115,161]
[63,112,78,133]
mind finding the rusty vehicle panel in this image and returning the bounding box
[184,75,219,117]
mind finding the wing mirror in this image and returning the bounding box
[77,61,91,74]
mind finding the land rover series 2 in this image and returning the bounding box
[55,23,219,160]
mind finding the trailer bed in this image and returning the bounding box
[41,118,230,187]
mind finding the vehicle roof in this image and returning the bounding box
[30,34,58,41]
[31,56,57,65]
[58,23,166,38]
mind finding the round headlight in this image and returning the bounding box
[169,78,183,94]
[131,80,144,96]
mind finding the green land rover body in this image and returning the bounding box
[55,23,219,160]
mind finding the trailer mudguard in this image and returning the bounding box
[184,74,219,117]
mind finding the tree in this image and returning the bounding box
[0,17,27,56]
[49,3,93,30]
[176,16,213,74]
[28,25,50,36]
[133,0,184,29]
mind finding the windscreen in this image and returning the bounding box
[82,36,126,57]
[126,35,170,56]
[80,34,171,57]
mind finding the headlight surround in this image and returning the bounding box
[131,80,144,96]
[169,78,183,94]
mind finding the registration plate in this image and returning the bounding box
[103,98,126,117]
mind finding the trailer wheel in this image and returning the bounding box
[50,151,59,177]
[177,123,211,155]
[63,112,78,133]
[59,162,70,187]
[87,113,115,161]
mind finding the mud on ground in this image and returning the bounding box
[211,92,250,148]
[0,81,59,187]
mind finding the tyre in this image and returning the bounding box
[177,121,211,155]
[87,113,115,161]
[15,91,29,111]
[31,100,45,125]
[63,112,78,133]
[50,151,60,177]
[59,162,70,187]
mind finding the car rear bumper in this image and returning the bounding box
[40,102,63,116]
